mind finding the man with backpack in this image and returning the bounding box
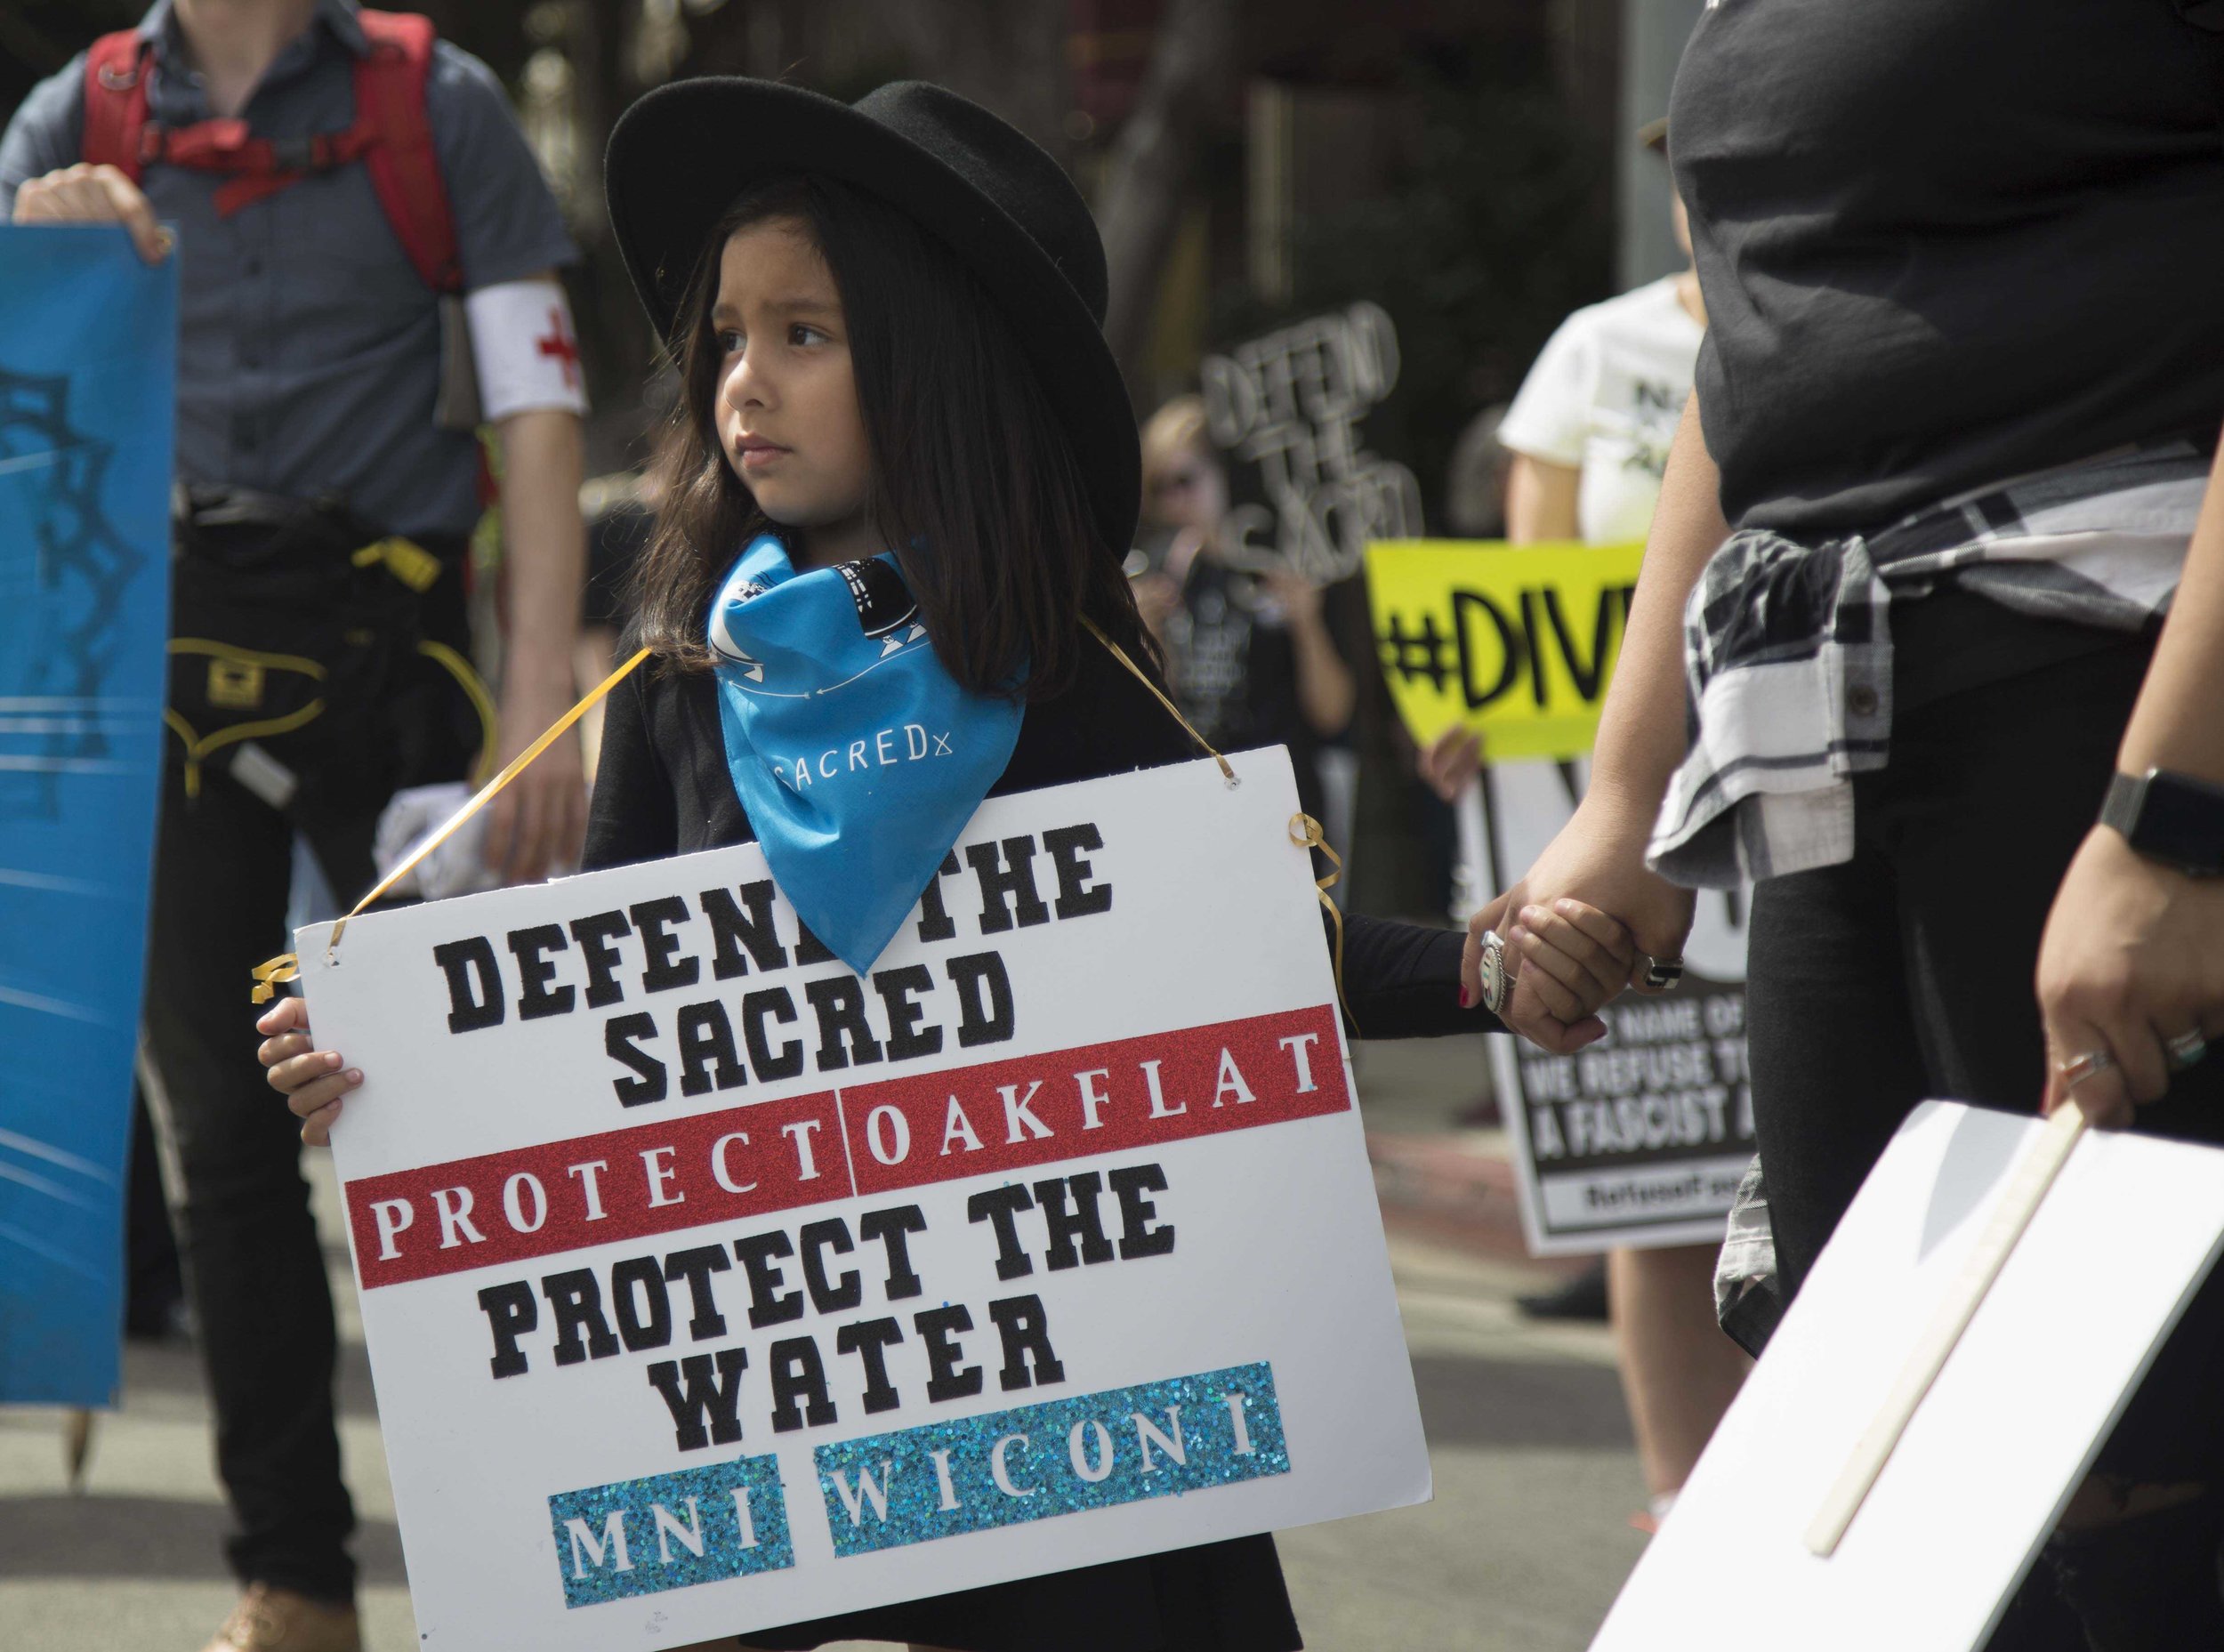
[1,4,588,1647]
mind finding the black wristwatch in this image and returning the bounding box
[2099,768,2224,877]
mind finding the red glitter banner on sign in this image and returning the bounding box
[343,1089,846,1290]
[343,1003,1346,1290]
[836,1003,1348,1196]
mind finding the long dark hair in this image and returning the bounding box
[626,174,1156,700]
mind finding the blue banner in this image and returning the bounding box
[0,225,175,1406]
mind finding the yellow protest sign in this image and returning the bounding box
[1365,539,1646,762]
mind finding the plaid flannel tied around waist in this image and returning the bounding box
[1648,438,2212,889]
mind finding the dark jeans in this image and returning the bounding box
[1746,631,2224,1646]
[145,755,381,1603]
[1748,633,2224,1478]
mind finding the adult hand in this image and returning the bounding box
[257,995,360,1148]
[1463,800,1696,1053]
[12,163,172,262]
[2037,826,2224,1128]
[1258,568,1325,627]
[1132,571,1181,643]
[482,669,588,885]
[1419,727,1482,802]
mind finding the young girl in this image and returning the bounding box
[260,77,1637,1652]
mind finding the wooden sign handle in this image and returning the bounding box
[1806,1100,2091,1557]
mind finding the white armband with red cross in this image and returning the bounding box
[463,278,589,422]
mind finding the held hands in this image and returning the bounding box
[1463,799,1696,1053]
[2038,826,2224,1128]
[12,164,172,262]
[257,995,360,1147]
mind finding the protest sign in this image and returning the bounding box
[1201,303,1424,584]
[1489,973,1753,1254]
[1365,538,1752,1252]
[1591,1101,2224,1650]
[1487,761,1752,1254]
[296,747,1430,1647]
[0,226,174,1406]
[1364,538,1644,764]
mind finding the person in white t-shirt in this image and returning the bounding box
[1495,254,1703,545]
[1422,144,1752,1529]
[1418,187,1704,797]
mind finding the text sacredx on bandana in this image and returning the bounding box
[297,748,1431,1649]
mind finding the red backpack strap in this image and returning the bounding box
[80,30,154,182]
[351,11,461,294]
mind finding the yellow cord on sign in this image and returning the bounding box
[1080,616,1237,786]
[1082,616,1352,1024]
[1290,812,1352,1031]
[248,646,653,1003]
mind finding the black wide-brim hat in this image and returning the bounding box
[606,77,1140,559]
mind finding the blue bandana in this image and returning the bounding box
[707,534,1025,974]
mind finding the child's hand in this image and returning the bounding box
[256,995,362,1147]
[1470,896,1638,1044]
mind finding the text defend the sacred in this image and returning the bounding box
[294,748,1430,1648]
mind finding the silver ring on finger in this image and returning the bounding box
[2166,1029,2209,1074]
[1480,929,1512,1017]
[1641,954,1684,992]
[2056,1048,2116,1088]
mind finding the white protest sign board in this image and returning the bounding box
[297,748,1430,1648]
[1591,1100,2224,1650]
[1485,758,1754,1253]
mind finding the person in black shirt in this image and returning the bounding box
[1132,395,1358,826]
[1465,4,2224,1644]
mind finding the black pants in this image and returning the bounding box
[145,754,382,1602]
[1747,634,2224,1486]
[146,504,479,1601]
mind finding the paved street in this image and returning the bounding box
[0,1036,1648,1651]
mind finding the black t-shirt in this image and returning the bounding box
[1167,560,1362,823]
[1670,0,2224,537]
[1170,561,1294,741]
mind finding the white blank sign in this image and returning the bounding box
[1592,1100,2224,1651]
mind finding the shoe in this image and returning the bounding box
[202,1584,361,1652]
[1514,1259,1608,1321]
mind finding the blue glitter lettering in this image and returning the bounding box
[545,1453,792,1608]
[812,1361,1288,1555]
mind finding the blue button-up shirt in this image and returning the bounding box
[0,0,576,539]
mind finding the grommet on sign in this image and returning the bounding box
[1084,615,1352,1021]
[247,645,654,997]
